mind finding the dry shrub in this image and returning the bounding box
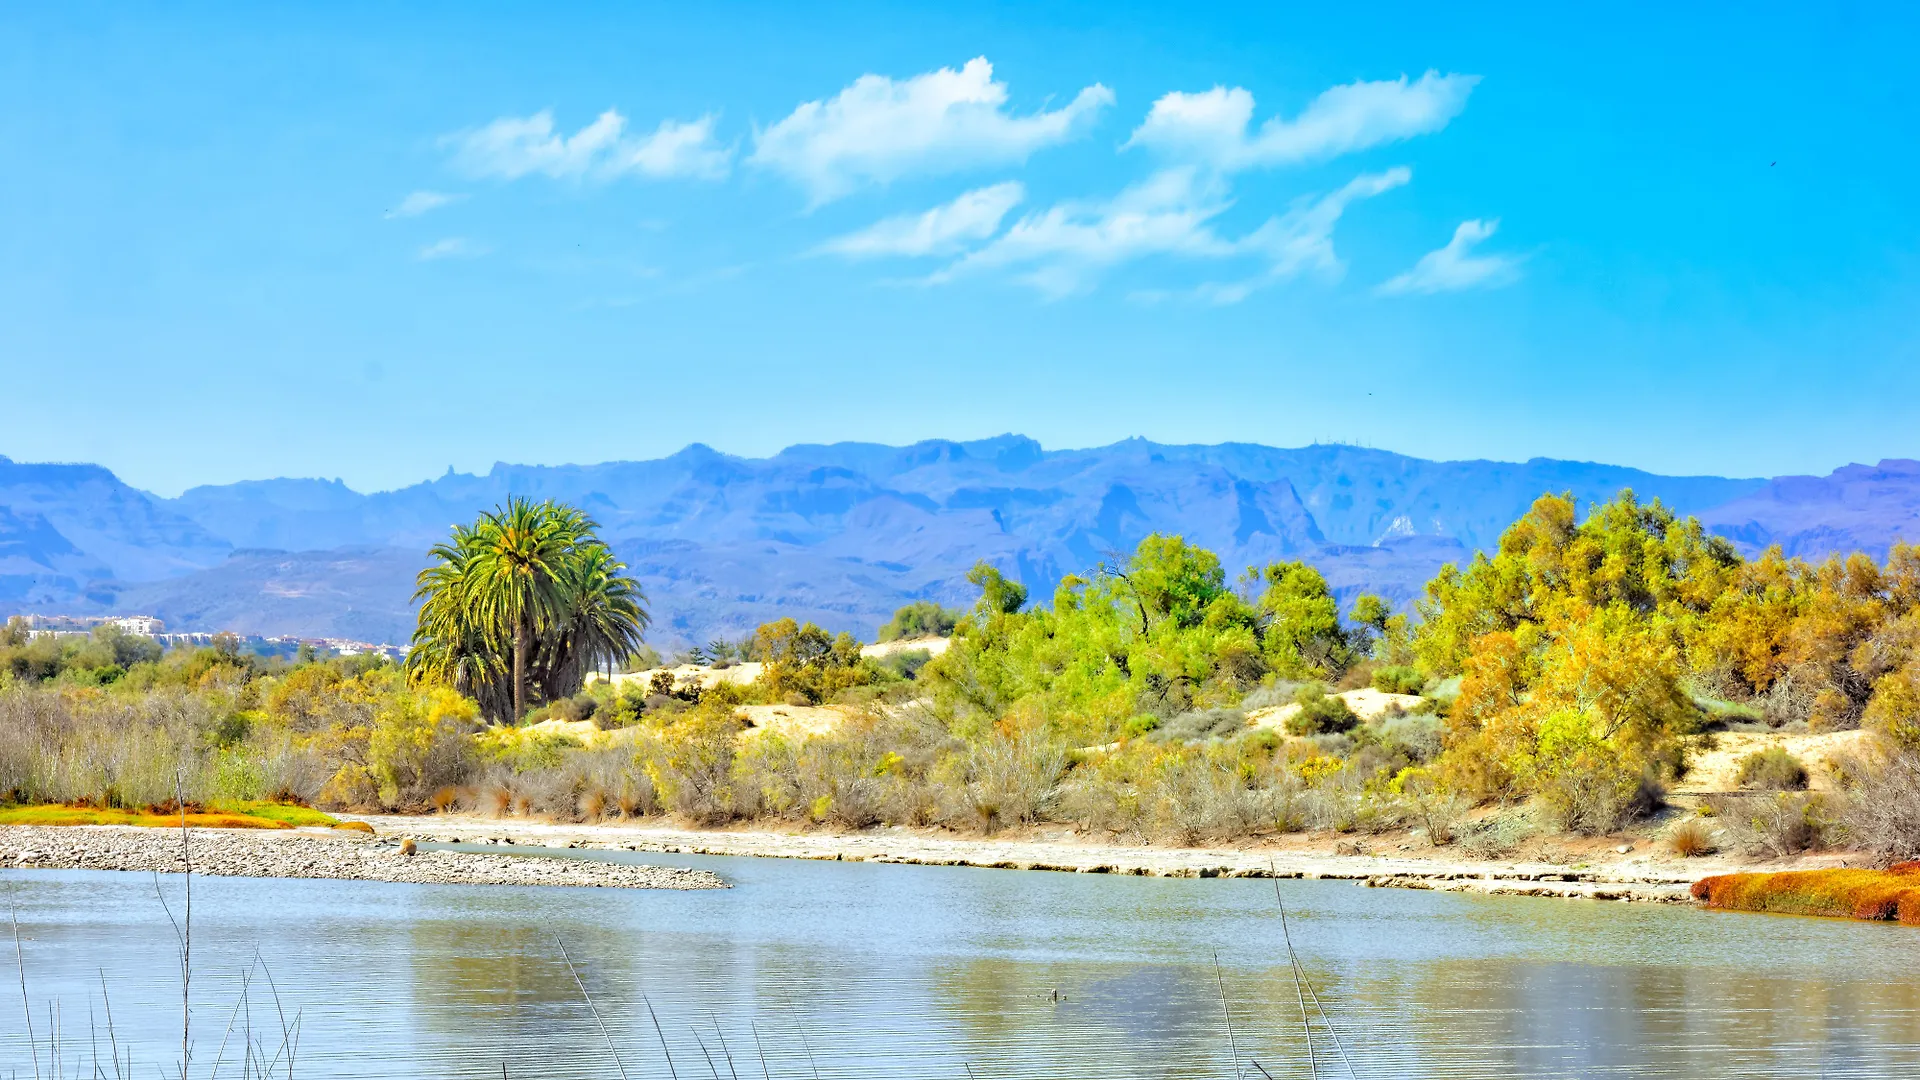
[1301,766,1408,834]
[1150,755,1296,844]
[645,714,742,825]
[1736,747,1809,791]
[1455,809,1540,859]
[1535,751,1665,836]
[942,733,1065,832]
[1839,748,1920,859]
[1395,768,1462,846]
[1667,816,1719,857]
[1692,863,1920,923]
[1707,791,1836,857]
[614,777,655,818]
[512,793,532,817]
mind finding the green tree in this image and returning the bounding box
[966,562,1029,617]
[407,498,649,723]
[876,600,963,642]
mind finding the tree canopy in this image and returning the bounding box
[923,535,1359,744]
[407,497,648,722]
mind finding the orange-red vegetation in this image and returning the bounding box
[1692,863,1920,924]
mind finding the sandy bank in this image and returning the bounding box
[351,814,1823,904]
[0,825,726,890]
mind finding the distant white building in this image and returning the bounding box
[17,613,164,636]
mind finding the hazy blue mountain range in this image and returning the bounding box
[3,439,1916,649]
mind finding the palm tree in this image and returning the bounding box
[550,541,650,688]
[407,498,647,723]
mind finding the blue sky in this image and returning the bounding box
[2,2,1917,495]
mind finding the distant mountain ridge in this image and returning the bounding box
[2,439,1915,648]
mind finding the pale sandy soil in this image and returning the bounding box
[860,636,952,659]
[349,812,1865,904]
[736,703,859,738]
[1248,687,1425,731]
[1671,728,1871,794]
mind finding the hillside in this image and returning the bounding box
[3,439,1916,647]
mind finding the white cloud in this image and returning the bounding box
[1377,218,1518,295]
[448,109,730,181]
[750,57,1113,204]
[820,182,1025,258]
[935,168,1232,297]
[609,116,732,180]
[936,166,1406,300]
[385,190,462,219]
[1126,71,1479,171]
[417,237,488,260]
[1200,167,1413,302]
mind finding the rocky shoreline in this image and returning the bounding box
[361,814,1750,904]
[0,825,728,890]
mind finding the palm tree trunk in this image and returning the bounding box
[513,618,528,722]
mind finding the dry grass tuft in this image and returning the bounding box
[1668,816,1719,857]
[579,788,607,821]
[485,786,512,817]
[615,787,644,818]
[1692,862,1920,923]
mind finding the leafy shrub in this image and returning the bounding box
[1736,746,1809,790]
[1536,750,1665,836]
[1393,767,1462,846]
[876,601,962,642]
[1285,686,1357,736]
[874,649,935,682]
[1372,665,1425,696]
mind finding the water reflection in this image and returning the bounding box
[5,852,1920,1078]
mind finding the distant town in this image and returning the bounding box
[11,613,407,662]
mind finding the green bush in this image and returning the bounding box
[1371,665,1425,696]
[876,601,962,642]
[1736,746,1809,790]
[1284,686,1357,736]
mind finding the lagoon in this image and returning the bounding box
[6,844,1920,1078]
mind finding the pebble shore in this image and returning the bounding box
[368,815,1714,903]
[0,825,728,890]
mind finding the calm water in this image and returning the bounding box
[6,844,1920,1078]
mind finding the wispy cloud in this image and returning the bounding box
[385,190,463,219]
[1126,71,1478,171]
[1197,167,1412,303]
[448,110,731,181]
[750,57,1112,205]
[932,166,1407,300]
[820,182,1025,258]
[417,237,488,261]
[932,168,1231,297]
[1378,218,1519,295]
